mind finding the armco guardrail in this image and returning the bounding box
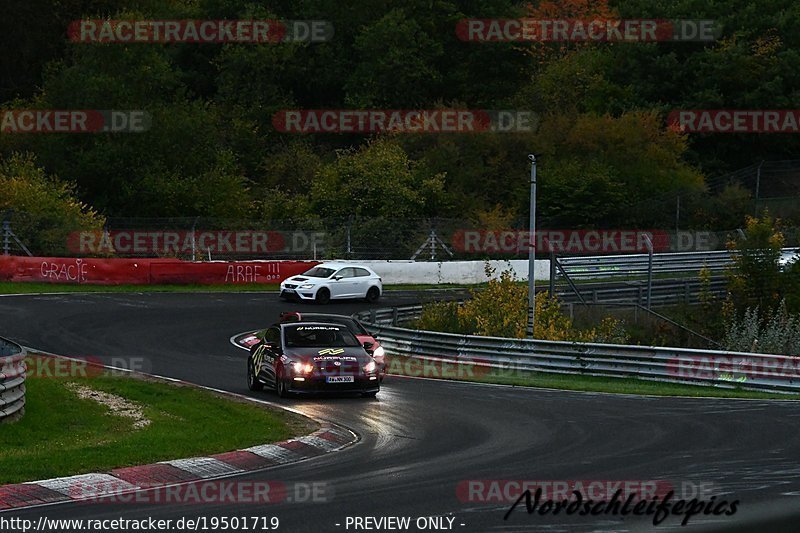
[556,249,737,280]
[355,306,800,394]
[556,247,798,281]
[0,336,26,422]
[557,277,728,306]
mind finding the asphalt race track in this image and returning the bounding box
[2,291,800,532]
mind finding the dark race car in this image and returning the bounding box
[278,312,386,381]
[247,321,380,398]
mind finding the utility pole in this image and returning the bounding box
[527,154,537,338]
[754,160,764,216]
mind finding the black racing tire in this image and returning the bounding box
[315,287,331,305]
[275,367,291,398]
[247,361,263,391]
[362,391,378,398]
[365,286,380,303]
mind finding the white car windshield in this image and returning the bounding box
[302,267,336,278]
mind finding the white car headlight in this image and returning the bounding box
[292,362,314,374]
[299,283,315,289]
[372,346,385,358]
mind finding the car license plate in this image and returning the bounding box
[326,376,354,383]
[283,288,295,293]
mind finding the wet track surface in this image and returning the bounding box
[1,292,800,532]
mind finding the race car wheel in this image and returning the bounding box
[362,391,378,398]
[315,288,331,305]
[365,286,380,303]
[275,367,290,398]
[247,361,263,391]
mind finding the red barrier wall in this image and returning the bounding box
[0,256,319,285]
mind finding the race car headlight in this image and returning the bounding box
[372,346,385,358]
[364,360,377,373]
[299,284,315,289]
[292,362,314,374]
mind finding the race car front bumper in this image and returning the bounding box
[285,374,380,394]
[280,287,317,300]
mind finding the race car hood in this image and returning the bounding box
[284,346,372,364]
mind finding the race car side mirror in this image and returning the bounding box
[363,341,375,351]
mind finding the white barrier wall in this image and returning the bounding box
[351,260,550,285]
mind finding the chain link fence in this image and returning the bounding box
[5,210,795,261]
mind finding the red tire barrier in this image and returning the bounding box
[0,256,319,285]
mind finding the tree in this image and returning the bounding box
[310,138,445,219]
[533,112,706,227]
[726,212,785,311]
[0,153,104,255]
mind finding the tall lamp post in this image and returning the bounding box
[527,154,537,339]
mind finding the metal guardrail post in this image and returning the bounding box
[392,307,399,326]
[644,234,653,309]
[555,258,587,305]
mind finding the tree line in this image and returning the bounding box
[1,0,799,231]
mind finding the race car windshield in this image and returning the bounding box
[284,325,361,347]
[302,267,336,278]
[300,315,369,335]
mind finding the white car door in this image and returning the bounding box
[340,267,363,297]
[328,268,357,298]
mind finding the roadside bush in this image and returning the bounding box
[412,300,464,335]
[723,300,800,355]
[413,264,628,343]
[726,212,784,311]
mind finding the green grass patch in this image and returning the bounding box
[0,368,313,484]
[386,355,800,400]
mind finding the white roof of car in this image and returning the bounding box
[315,262,373,269]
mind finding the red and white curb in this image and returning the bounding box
[0,425,354,511]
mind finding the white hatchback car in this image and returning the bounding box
[280,263,383,304]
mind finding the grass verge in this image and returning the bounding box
[0,365,314,484]
[386,355,800,400]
